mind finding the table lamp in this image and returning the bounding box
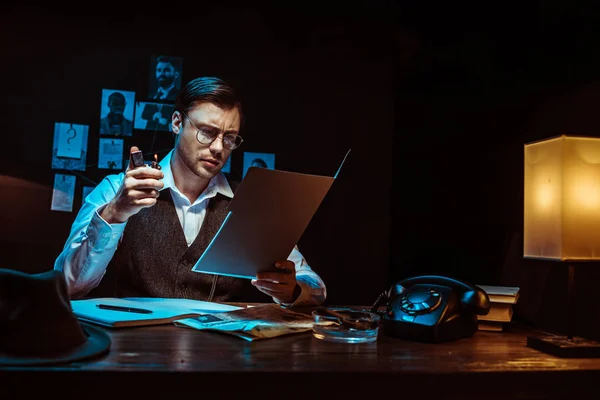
[524,134,600,357]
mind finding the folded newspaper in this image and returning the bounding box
[174,303,314,341]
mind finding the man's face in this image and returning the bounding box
[156,61,178,88]
[108,95,125,115]
[173,102,241,180]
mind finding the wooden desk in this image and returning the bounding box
[2,315,599,399]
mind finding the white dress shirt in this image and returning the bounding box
[54,150,327,306]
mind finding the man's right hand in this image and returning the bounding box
[100,146,164,224]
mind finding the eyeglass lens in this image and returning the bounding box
[197,130,241,149]
[182,110,242,150]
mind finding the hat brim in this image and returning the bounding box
[0,322,111,366]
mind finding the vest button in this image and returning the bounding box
[182,259,189,266]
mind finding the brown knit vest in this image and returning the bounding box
[88,185,269,303]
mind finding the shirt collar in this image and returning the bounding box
[158,150,234,200]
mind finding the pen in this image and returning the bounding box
[96,304,153,314]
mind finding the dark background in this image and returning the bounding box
[3,1,600,340]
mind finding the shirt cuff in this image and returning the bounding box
[87,205,127,250]
[277,277,322,308]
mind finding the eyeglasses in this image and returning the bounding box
[180,111,244,150]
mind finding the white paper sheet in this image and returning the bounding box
[51,173,76,212]
[192,150,350,279]
[52,122,89,171]
[98,138,124,170]
[56,122,84,159]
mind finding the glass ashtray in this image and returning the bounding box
[312,308,380,344]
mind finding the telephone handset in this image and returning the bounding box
[371,275,491,343]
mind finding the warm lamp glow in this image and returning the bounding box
[524,135,600,260]
[524,135,600,357]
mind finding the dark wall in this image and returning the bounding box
[4,1,600,340]
[0,3,396,305]
[389,1,600,340]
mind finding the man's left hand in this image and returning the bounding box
[252,260,300,304]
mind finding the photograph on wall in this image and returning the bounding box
[99,89,135,136]
[148,55,182,101]
[82,185,95,202]
[221,157,231,174]
[134,101,174,132]
[51,173,76,212]
[242,152,275,178]
[51,122,89,171]
[98,138,124,170]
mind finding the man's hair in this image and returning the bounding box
[175,76,243,124]
[108,91,126,104]
[251,158,268,168]
[155,55,177,68]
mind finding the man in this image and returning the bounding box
[54,77,326,307]
[150,56,180,101]
[99,92,133,135]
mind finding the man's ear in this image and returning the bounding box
[172,111,182,134]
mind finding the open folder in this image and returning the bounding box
[70,297,243,328]
[191,150,350,279]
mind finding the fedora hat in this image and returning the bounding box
[0,268,111,366]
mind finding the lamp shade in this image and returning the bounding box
[524,135,600,260]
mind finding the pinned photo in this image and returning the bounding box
[82,186,95,203]
[243,152,275,178]
[221,157,231,174]
[99,89,135,136]
[134,101,174,132]
[148,55,182,101]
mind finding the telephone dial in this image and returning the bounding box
[371,275,491,343]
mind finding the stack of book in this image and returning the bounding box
[475,285,520,332]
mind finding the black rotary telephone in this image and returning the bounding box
[371,275,491,343]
